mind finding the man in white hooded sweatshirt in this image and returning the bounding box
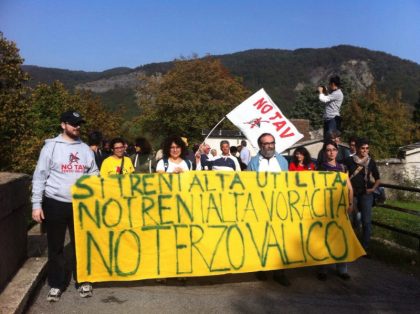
[32,110,98,302]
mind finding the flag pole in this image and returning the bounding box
[202,116,226,144]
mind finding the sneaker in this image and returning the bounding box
[338,273,351,281]
[256,271,268,281]
[317,273,327,281]
[78,283,93,298]
[155,278,167,284]
[273,273,291,287]
[47,288,61,302]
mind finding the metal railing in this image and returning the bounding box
[372,183,420,250]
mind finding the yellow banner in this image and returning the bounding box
[72,171,365,282]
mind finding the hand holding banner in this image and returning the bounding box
[226,89,303,153]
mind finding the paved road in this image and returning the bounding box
[27,257,420,314]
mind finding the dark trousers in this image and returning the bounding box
[43,197,78,290]
[323,116,342,138]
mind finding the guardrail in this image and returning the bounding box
[380,183,420,193]
[372,183,420,250]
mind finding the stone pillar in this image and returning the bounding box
[0,173,30,292]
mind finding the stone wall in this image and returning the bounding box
[377,159,420,185]
[376,159,419,200]
[0,173,30,292]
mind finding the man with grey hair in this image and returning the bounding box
[206,140,241,171]
[247,133,290,286]
[199,142,212,168]
[247,133,288,171]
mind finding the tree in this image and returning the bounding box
[30,81,122,137]
[290,77,356,131]
[74,88,123,141]
[290,86,323,130]
[0,32,31,171]
[341,86,415,158]
[12,81,123,173]
[413,92,420,141]
[414,92,420,122]
[136,57,249,144]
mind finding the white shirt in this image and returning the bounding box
[257,155,282,172]
[156,159,190,173]
[240,146,251,165]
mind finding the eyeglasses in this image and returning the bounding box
[261,142,275,146]
[65,122,81,128]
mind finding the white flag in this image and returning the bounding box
[226,88,303,153]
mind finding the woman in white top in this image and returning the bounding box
[156,135,201,173]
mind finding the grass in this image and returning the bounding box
[385,200,420,211]
[368,199,420,277]
[372,200,420,250]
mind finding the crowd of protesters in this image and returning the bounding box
[32,75,381,302]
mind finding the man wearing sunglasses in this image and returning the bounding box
[32,110,98,302]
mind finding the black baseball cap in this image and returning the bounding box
[60,110,86,125]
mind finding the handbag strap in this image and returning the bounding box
[119,157,125,174]
[350,165,364,180]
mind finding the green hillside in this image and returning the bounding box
[218,46,420,111]
[22,65,132,89]
[22,45,420,116]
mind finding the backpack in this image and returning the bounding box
[163,157,192,172]
[373,187,386,206]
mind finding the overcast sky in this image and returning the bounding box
[1,0,419,71]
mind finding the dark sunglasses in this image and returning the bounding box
[65,122,82,127]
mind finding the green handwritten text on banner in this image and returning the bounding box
[72,171,365,282]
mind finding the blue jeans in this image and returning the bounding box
[353,193,374,249]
